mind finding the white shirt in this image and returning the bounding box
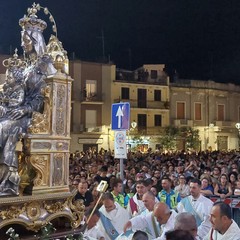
[97,202,130,240]
[174,184,190,198]
[130,211,160,238]
[153,210,178,240]
[127,193,146,217]
[84,225,105,240]
[177,194,213,240]
[204,220,240,240]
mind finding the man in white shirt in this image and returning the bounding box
[123,191,159,238]
[177,178,213,240]
[204,201,240,240]
[83,208,104,240]
[153,202,178,240]
[97,192,130,240]
[127,180,148,217]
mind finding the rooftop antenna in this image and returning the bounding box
[97,29,105,60]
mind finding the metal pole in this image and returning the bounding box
[120,158,124,181]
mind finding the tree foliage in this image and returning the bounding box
[158,126,200,151]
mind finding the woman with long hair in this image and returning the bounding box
[214,173,232,199]
[228,171,238,193]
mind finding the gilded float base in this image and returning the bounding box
[0,190,84,232]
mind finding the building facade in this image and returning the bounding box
[69,62,170,152]
[1,53,240,152]
[69,60,114,152]
[113,64,170,151]
[170,79,240,151]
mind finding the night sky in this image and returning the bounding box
[1,1,240,84]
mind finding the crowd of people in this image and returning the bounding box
[69,148,240,240]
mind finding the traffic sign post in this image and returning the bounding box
[114,131,127,159]
[112,102,130,180]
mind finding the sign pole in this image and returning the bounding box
[114,130,127,181]
[120,158,124,181]
[111,103,130,182]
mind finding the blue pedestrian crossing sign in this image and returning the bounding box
[111,102,130,130]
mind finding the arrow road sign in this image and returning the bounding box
[111,102,130,130]
[116,105,124,128]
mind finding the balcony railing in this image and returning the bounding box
[116,70,169,85]
[80,125,103,133]
[80,94,103,103]
[114,98,169,110]
[214,121,235,127]
[130,126,164,135]
[173,119,193,127]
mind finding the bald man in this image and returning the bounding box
[123,191,159,238]
[153,202,178,240]
[174,212,198,239]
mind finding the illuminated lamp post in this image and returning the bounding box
[131,120,137,150]
[235,123,240,150]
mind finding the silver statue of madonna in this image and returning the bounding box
[0,4,56,196]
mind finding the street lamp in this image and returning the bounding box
[235,123,240,150]
[131,120,137,129]
[128,120,137,149]
[235,123,240,132]
[204,123,215,150]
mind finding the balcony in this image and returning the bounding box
[130,126,164,135]
[214,121,235,128]
[116,69,169,86]
[114,98,170,110]
[173,119,193,127]
[80,124,103,133]
[80,94,103,104]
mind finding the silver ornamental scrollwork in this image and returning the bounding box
[53,153,64,186]
[32,142,51,149]
[56,85,65,135]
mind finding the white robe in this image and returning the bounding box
[204,220,240,240]
[153,210,178,240]
[127,194,158,217]
[130,211,160,238]
[177,194,213,240]
[97,202,130,240]
[127,193,146,217]
[83,225,105,240]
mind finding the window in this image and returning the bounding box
[138,114,147,130]
[86,80,97,98]
[121,87,129,99]
[155,115,162,126]
[154,90,161,101]
[151,70,157,79]
[217,104,225,121]
[194,103,202,120]
[85,110,97,129]
[177,102,185,119]
[138,89,147,108]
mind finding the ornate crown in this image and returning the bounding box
[19,3,57,35]
[2,49,26,68]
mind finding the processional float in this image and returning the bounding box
[0,3,85,233]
